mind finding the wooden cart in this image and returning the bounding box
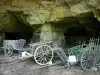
[3,39,53,65]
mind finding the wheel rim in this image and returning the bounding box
[81,47,96,71]
[34,45,53,65]
[4,45,14,57]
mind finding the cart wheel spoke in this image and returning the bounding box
[46,56,51,61]
[44,57,48,62]
[37,57,42,62]
[40,58,43,63]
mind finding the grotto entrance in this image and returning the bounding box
[64,26,88,47]
[5,32,33,42]
[64,21,100,47]
[2,11,34,44]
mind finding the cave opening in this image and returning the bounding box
[63,14,100,47]
[3,12,34,43]
[5,32,33,41]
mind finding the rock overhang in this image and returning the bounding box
[0,0,100,33]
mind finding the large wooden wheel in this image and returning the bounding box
[4,44,14,57]
[34,45,53,65]
[81,46,96,71]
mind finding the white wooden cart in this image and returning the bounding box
[3,39,53,65]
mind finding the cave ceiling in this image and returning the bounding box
[0,0,100,32]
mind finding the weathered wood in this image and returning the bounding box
[3,39,26,50]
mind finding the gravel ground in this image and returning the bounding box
[0,54,100,75]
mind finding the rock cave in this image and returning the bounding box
[0,0,100,75]
[0,0,100,47]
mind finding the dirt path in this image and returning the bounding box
[0,53,100,75]
[0,59,100,75]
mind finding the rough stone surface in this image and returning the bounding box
[0,0,100,32]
